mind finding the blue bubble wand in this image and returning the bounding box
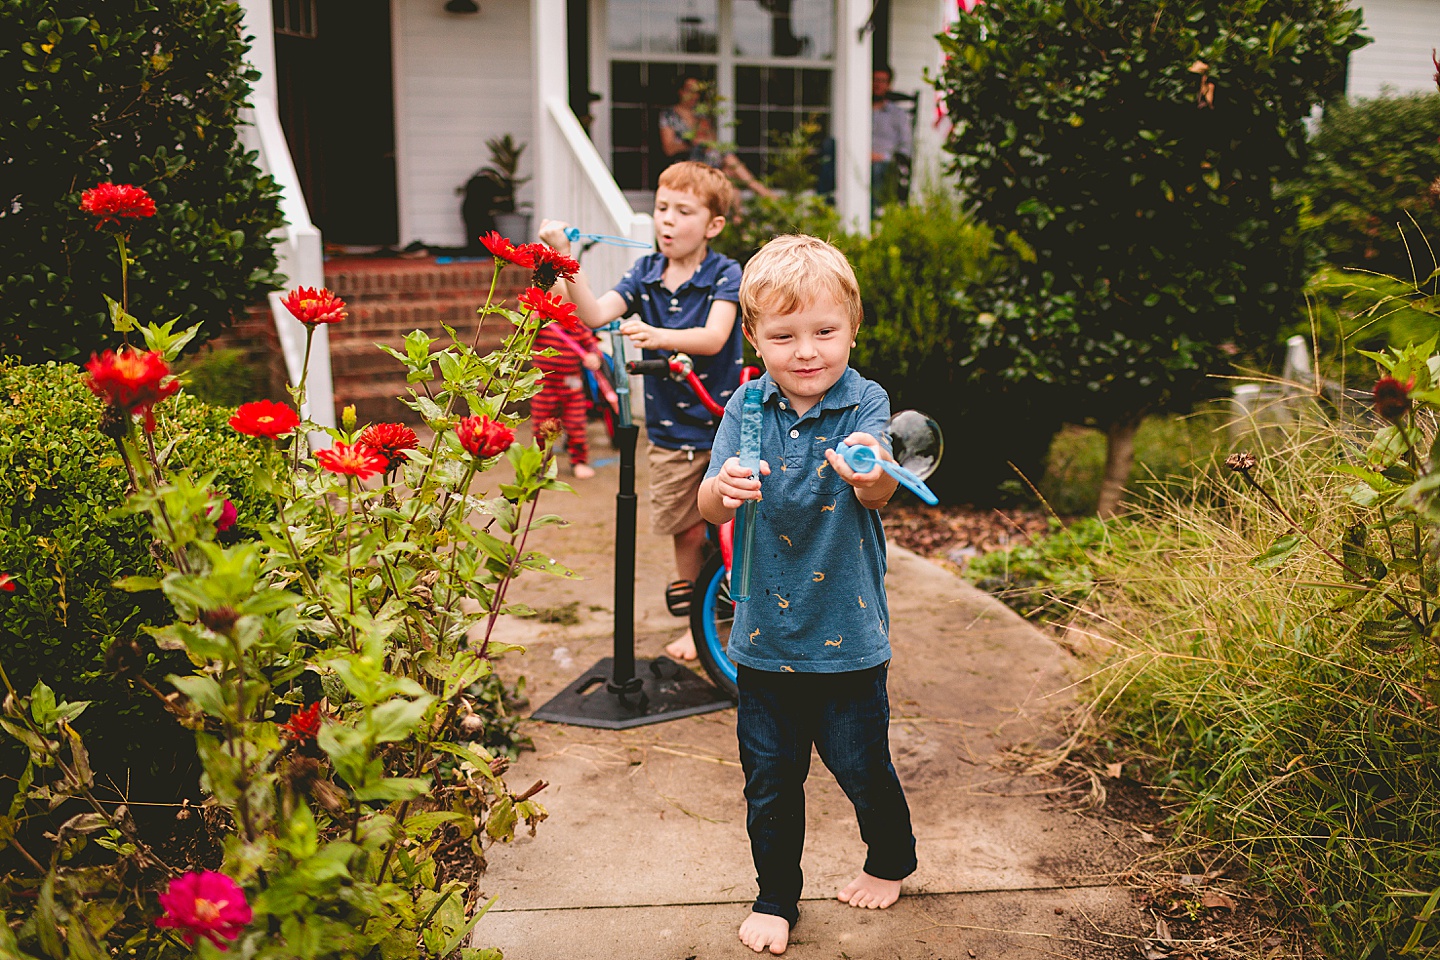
[563,226,653,250]
[836,442,940,506]
[730,385,765,602]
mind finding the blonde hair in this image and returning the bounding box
[738,234,862,334]
[656,161,736,220]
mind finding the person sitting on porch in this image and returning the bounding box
[871,66,913,210]
[660,76,775,200]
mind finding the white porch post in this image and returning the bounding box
[236,0,335,432]
[533,0,569,224]
[835,0,873,231]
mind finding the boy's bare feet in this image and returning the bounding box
[837,872,902,909]
[664,629,697,661]
[738,912,790,954]
[572,463,596,479]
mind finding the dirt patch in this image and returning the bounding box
[885,502,1055,568]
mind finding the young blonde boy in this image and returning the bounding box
[698,235,916,955]
[539,162,744,661]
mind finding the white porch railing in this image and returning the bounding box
[540,96,654,292]
[236,0,335,431]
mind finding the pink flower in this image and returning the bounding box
[80,183,157,229]
[0,573,14,593]
[315,441,388,480]
[214,499,237,533]
[155,871,251,950]
[281,286,348,325]
[456,415,516,459]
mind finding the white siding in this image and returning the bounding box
[1350,0,1440,99]
[392,0,536,247]
[889,0,949,190]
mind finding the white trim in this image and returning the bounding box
[834,0,870,228]
[390,0,412,247]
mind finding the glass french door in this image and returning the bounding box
[599,0,834,192]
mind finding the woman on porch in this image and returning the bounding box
[659,76,775,200]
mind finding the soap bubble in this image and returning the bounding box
[885,410,943,481]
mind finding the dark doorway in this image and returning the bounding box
[274,0,399,246]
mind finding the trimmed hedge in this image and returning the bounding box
[0,0,284,362]
[0,359,273,793]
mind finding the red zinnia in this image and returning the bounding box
[358,422,419,472]
[479,231,535,269]
[229,400,300,439]
[214,499,237,534]
[281,286,348,325]
[1374,376,1415,422]
[79,183,156,229]
[518,286,583,332]
[456,415,516,459]
[155,870,252,950]
[315,441,387,480]
[280,702,322,742]
[521,244,580,290]
[0,573,14,593]
[85,348,181,433]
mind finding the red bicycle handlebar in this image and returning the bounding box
[625,355,761,419]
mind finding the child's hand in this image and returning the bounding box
[825,432,898,504]
[715,456,771,509]
[619,319,667,351]
[582,351,602,371]
[537,219,573,257]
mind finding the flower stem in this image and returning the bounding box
[345,476,357,651]
[479,449,552,656]
[471,260,502,351]
[116,233,131,346]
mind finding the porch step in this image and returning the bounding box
[324,257,528,423]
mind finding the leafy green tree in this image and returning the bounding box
[938,0,1366,515]
[1,0,284,362]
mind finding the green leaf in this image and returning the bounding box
[113,575,162,592]
[1251,533,1303,569]
[353,776,432,803]
[370,695,436,743]
[168,674,228,719]
[485,796,517,841]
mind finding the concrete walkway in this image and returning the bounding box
[472,427,1148,958]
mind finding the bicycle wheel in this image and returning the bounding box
[690,551,739,699]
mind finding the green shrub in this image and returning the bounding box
[176,345,271,407]
[0,359,272,792]
[836,191,1058,504]
[711,119,841,265]
[1082,376,1440,955]
[964,517,1109,623]
[1296,92,1440,280]
[1039,410,1229,515]
[1,0,284,362]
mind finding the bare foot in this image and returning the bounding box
[837,872,902,909]
[664,629,697,661]
[738,912,790,954]
[572,463,596,479]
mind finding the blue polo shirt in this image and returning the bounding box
[704,367,893,673]
[613,250,744,450]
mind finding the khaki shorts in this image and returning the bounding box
[647,443,711,536]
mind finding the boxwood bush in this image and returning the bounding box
[0,0,284,362]
[0,359,273,795]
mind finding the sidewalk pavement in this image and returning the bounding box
[472,424,1147,958]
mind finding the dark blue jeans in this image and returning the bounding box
[736,663,917,927]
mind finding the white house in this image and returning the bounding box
[1347,0,1440,98]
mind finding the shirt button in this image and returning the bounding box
[779,401,786,409]
[790,429,800,439]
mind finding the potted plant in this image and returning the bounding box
[461,134,532,245]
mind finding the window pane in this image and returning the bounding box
[802,68,830,107]
[610,0,717,55]
[735,65,763,106]
[769,67,796,107]
[733,0,833,59]
[612,62,644,103]
[612,107,645,148]
[608,0,643,52]
[613,152,643,192]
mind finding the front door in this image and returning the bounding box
[274,0,400,247]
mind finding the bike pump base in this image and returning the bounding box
[532,423,732,729]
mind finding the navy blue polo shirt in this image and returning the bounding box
[613,250,744,450]
[705,367,893,673]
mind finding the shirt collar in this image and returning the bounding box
[639,249,721,290]
[756,367,863,415]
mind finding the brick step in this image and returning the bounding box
[324,258,528,301]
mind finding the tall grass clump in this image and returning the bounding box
[1084,352,1440,957]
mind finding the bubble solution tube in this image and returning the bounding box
[731,385,764,602]
[836,441,940,506]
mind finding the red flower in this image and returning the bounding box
[0,573,14,593]
[281,286,348,325]
[84,349,180,433]
[358,422,419,472]
[521,244,580,290]
[280,702,322,742]
[155,871,252,950]
[214,499,237,533]
[518,286,583,332]
[479,231,535,268]
[79,183,156,229]
[1374,376,1415,422]
[229,400,300,439]
[456,415,516,459]
[315,441,388,480]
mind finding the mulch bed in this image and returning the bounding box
[883,502,1054,568]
